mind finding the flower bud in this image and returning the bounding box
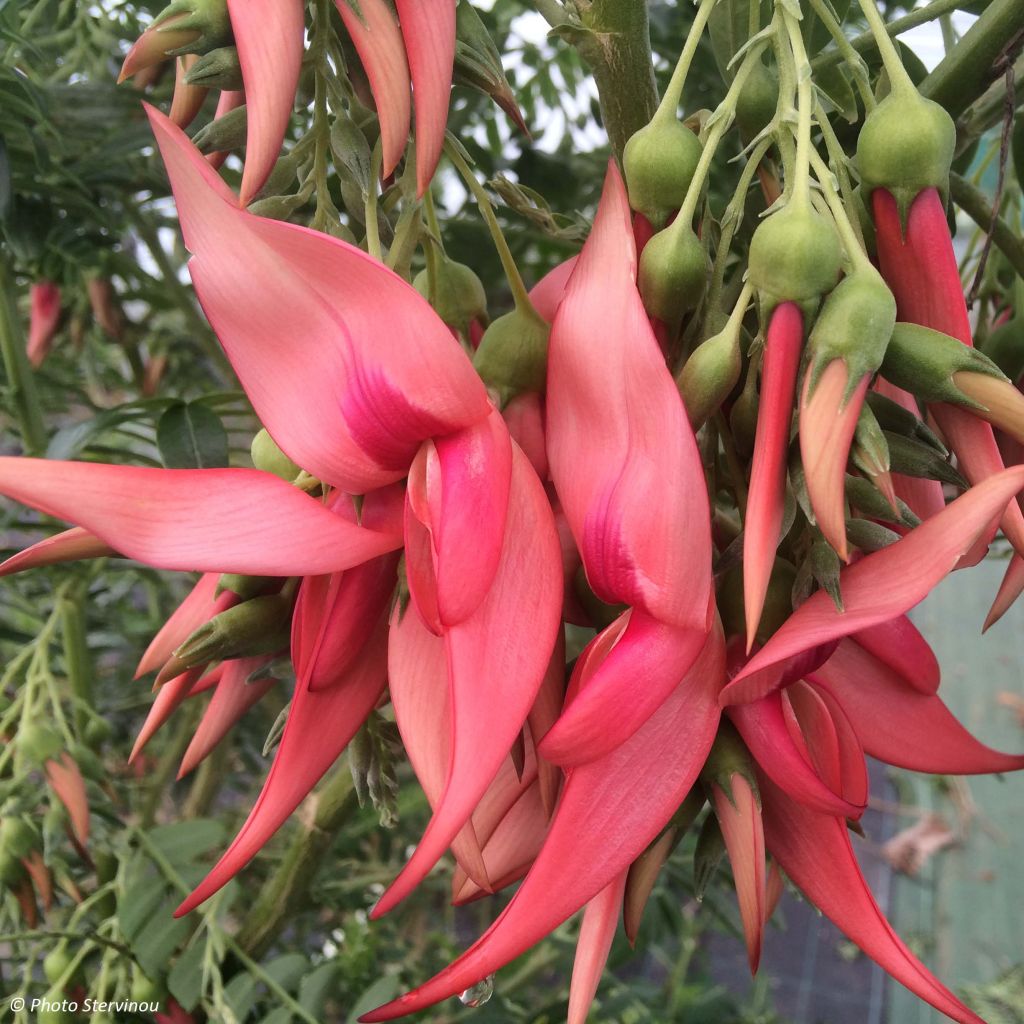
[748,203,841,318]
[184,45,243,90]
[413,256,488,337]
[729,373,760,457]
[880,321,1007,407]
[172,593,293,670]
[864,390,947,454]
[807,537,843,611]
[981,317,1024,383]
[251,428,301,480]
[851,402,893,481]
[736,62,777,141]
[17,723,63,765]
[805,269,896,398]
[26,281,61,368]
[638,224,707,329]
[677,321,744,430]
[473,306,550,401]
[884,431,967,488]
[623,118,703,228]
[856,88,955,226]
[118,0,230,83]
[846,475,918,527]
[0,817,38,860]
[700,723,757,795]
[191,103,247,154]
[846,518,900,553]
[216,574,285,600]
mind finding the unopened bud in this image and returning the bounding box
[473,306,550,401]
[251,428,301,480]
[807,538,843,611]
[173,593,293,669]
[736,61,777,140]
[413,255,488,337]
[623,117,703,228]
[846,518,900,553]
[864,390,946,454]
[184,45,243,90]
[677,320,744,430]
[884,431,967,488]
[638,223,707,328]
[845,475,919,527]
[192,103,247,154]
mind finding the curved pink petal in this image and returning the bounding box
[567,872,627,1024]
[760,773,985,1024]
[874,187,1024,561]
[170,56,207,128]
[0,459,402,577]
[147,106,489,492]
[176,614,389,915]
[712,775,766,974]
[27,281,61,368]
[360,624,725,1022]
[527,634,566,816]
[395,0,455,194]
[538,607,708,768]
[728,691,862,818]
[987,553,1024,629]
[1,527,115,579]
[851,615,939,694]
[547,161,711,629]
[744,302,803,649]
[335,0,411,178]
[530,256,578,324]
[812,639,1024,774]
[800,364,869,561]
[503,392,548,481]
[229,0,304,204]
[178,657,277,777]
[374,443,562,915]
[722,466,1024,704]
[130,667,207,762]
[45,753,89,846]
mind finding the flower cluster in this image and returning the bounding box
[3,2,1024,1022]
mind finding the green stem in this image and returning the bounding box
[950,171,1024,282]
[446,143,542,322]
[0,257,47,455]
[856,0,916,93]
[58,585,93,733]
[235,768,358,958]
[809,148,872,270]
[806,0,876,110]
[653,0,718,122]
[783,9,815,203]
[921,0,1024,118]
[365,142,384,263]
[571,0,658,162]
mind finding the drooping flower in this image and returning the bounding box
[26,281,61,368]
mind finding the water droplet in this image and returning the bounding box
[458,975,495,1007]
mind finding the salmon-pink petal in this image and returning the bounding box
[800,364,869,561]
[0,527,115,579]
[373,444,562,915]
[530,256,579,324]
[27,281,60,367]
[527,634,566,816]
[987,554,1024,629]
[45,753,90,845]
[130,668,207,761]
[21,850,53,911]
[744,302,803,649]
[503,392,548,480]
[567,871,627,1024]
[395,0,455,194]
[712,775,766,974]
[873,187,1024,560]
[722,466,1024,704]
[178,657,278,777]
[170,55,207,128]
[538,608,708,767]
[728,692,863,818]
[359,625,725,1022]
[176,615,389,916]
[229,0,304,204]
[851,616,939,694]
[760,773,985,1024]
[623,826,679,946]
[0,459,401,576]
[547,161,711,629]
[147,105,489,492]
[335,0,411,178]
[811,639,1024,774]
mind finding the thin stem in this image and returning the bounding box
[808,148,871,270]
[855,0,915,93]
[365,142,384,263]
[0,257,47,455]
[654,0,719,122]
[446,143,541,320]
[806,0,876,110]
[815,101,865,249]
[783,9,814,204]
[951,171,1024,283]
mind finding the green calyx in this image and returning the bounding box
[413,255,488,337]
[0,817,38,859]
[805,269,897,401]
[880,321,1008,408]
[807,538,844,612]
[700,723,759,802]
[717,559,796,646]
[846,474,919,528]
[638,223,707,329]
[981,317,1024,384]
[473,306,550,402]
[173,593,293,670]
[16,723,63,764]
[623,117,704,229]
[251,428,301,481]
[154,0,231,56]
[217,573,286,600]
[748,202,842,317]
[677,321,744,430]
[846,518,900,554]
[184,45,243,90]
[851,401,892,479]
[856,87,955,227]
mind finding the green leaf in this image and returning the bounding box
[167,940,207,1011]
[147,818,228,866]
[157,402,230,470]
[347,976,401,1024]
[299,963,339,1013]
[130,903,194,978]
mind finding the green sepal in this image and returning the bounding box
[864,390,946,454]
[884,431,968,489]
[413,253,488,337]
[693,813,727,901]
[216,574,285,600]
[700,722,759,804]
[251,428,301,480]
[880,321,1008,408]
[153,0,231,57]
[850,402,892,479]
[807,538,844,612]
[845,474,920,527]
[845,518,900,553]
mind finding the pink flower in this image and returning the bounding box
[26,281,60,367]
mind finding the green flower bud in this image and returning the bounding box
[856,88,955,225]
[748,203,841,317]
[623,117,703,228]
[184,45,243,90]
[846,475,919,527]
[473,307,550,402]
[0,817,38,859]
[173,593,293,670]
[846,518,900,553]
[17,723,63,764]
[192,103,247,154]
[736,62,777,141]
[981,317,1024,383]
[0,850,25,887]
[83,715,114,750]
[807,538,844,612]
[251,428,301,480]
[693,813,727,901]
[729,378,760,458]
[217,573,285,600]
[43,945,75,985]
[884,431,968,488]
[638,224,707,329]
[677,321,744,430]
[153,0,230,56]
[413,256,488,336]
[850,402,892,480]
[805,269,896,399]
[864,390,947,454]
[880,322,1007,408]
